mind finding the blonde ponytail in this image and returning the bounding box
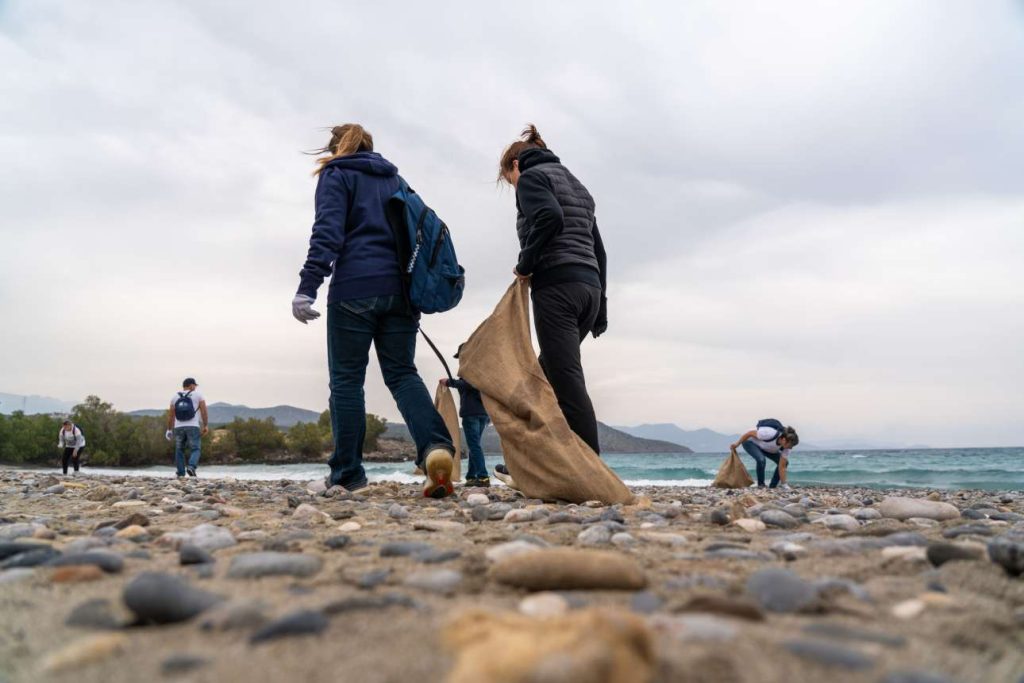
[312,124,374,176]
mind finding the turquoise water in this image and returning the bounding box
[58,447,1024,492]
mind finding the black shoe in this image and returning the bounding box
[495,464,509,475]
[465,476,491,488]
[186,467,197,478]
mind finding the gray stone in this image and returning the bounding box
[44,484,65,495]
[356,569,391,589]
[124,572,222,624]
[782,639,874,669]
[161,654,209,675]
[486,503,513,520]
[380,541,434,558]
[878,497,960,521]
[988,534,1024,576]
[250,610,328,644]
[547,512,583,525]
[611,533,638,548]
[852,508,882,521]
[577,525,612,546]
[161,524,236,552]
[1,546,61,568]
[819,514,860,532]
[709,508,730,526]
[880,671,955,683]
[745,568,818,613]
[403,569,463,594]
[323,535,350,550]
[470,506,490,522]
[760,510,800,529]
[941,524,994,539]
[0,568,35,584]
[323,593,420,615]
[0,541,51,560]
[48,551,124,573]
[629,591,663,614]
[705,548,772,561]
[179,544,214,565]
[771,542,807,561]
[0,523,43,540]
[65,598,124,629]
[802,622,905,647]
[814,578,870,602]
[926,542,984,567]
[417,548,462,564]
[388,503,409,519]
[226,552,323,579]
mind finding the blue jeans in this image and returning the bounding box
[174,426,201,476]
[326,295,453,489]
[461,415,490,480]
[742,441,782,488]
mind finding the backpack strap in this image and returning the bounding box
[418,326,454,381]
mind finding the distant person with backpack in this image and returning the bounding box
[165,377,208,478]
[292,123,457,498]
[57,420,85,475]
[496,125,608,457]
[439,377,491,488]
[731,418,799,489]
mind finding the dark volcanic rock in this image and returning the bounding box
[988,534,1024,576]
[48,551,123,573]
[2,546,61,568]
[926,542,983,567]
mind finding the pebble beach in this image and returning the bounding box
[1,469,1022,683]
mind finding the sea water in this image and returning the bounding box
[53,447,1024,491]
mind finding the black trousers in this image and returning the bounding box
[531,281,602,454]
[62,447,82,474]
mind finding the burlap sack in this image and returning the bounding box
[433,384,462,482]
[457,281,633,504]
[712,450,754,488]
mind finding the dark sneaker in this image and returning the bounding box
[465,476,491,488]
[423,449,455,499]
[495,464,509,475]
[186,467,197,478]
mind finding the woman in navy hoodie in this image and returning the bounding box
[292,124,456,498]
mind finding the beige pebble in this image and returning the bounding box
[881,546,927,562]
[518,592,570,618]
[114,525,148,539]
[41,634,127,673]
[338,521,361,533]
[892,599,926,619]
[732,518,766,532]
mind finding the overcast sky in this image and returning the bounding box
[2,1,1022,447]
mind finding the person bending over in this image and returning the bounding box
[57,420,85,475]
[732,419,799,489]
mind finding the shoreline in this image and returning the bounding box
[1,470,1021,682]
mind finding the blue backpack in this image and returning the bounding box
[385,179,465,314]
[757,418,785,438]
[174,391,197,421]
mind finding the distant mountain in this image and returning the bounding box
[0,392,77,415]
[616,424,741,453]
[130,402,320,427]
[385,421,691,454]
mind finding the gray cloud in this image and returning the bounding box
[1,0,1022,447]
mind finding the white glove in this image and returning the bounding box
[165,430,174,441]
[292,294,321,324]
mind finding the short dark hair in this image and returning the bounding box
[783,426,799,447]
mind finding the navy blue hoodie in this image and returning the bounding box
[297,152,403,303]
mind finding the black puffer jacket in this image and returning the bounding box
[515,148,606,292]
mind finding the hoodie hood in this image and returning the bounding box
[325,151,398,177]
[517,147,561,172]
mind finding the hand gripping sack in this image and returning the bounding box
[712,450,754,489]
[433,384,462,483]
[456,281,633,505]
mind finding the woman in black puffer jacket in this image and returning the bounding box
[497,124,608,455]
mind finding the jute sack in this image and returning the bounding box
[713,450,754,488]
[457,281,633,505]
[433,384,462,482]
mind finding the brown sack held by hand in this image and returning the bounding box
[433,384,462,482]
[457,281,633,505]
[713,450,754,489]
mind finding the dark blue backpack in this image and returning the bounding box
[385,179,465,314]
[174,391,197,421]
[757,418,785,438]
